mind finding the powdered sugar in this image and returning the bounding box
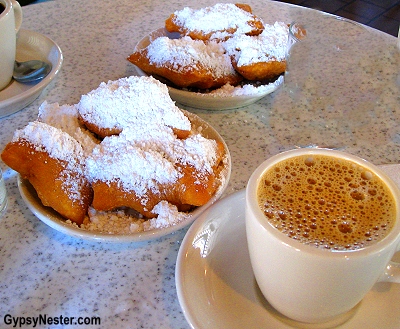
[38,101,98,155]
[223,21,289,66]
[78,76,191,132]
[82,76,220,197]
[80,201,190,234]
[13,121,85,169]
[174,133,218,172]
[86,124,219,196]
[209,75,284,96]
[13,121,87,203]
[147,36,236,78]
[86,131,180,196]
[147,201,190,229]
[81,207,147,234]
[172,3,261,39]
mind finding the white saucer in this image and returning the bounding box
[176,190,400,329]
[0,29,63,118]
[132,28,283,110]
[17,111,231,242]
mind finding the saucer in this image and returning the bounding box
[17,110,231,242]
[175,190,400,328]
[132,28,283,110]
[0,29,63,118]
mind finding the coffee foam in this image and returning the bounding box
[257,154,396,251]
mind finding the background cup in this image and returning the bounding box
[0,167,7,216]
[246,148,400,325]
[285,22,306,60]
[0,0,22,91]
[283,15,367,109]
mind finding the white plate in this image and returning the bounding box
[17,111,231,242]
[0,29,63,118]
[132,28,283,110]
[176,190,400,329]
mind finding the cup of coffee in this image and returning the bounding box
[0,0,22,91]
[246,148,400,325]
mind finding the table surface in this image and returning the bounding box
[0,0,399,328]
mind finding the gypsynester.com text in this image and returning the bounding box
[3,314,101,328]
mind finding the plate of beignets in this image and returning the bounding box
[3,76,231,242]
[127,3,287,110]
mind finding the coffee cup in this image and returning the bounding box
[246,148,400,325]
[0,0,22,91]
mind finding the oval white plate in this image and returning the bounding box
[132,28,283,110]
[176,189,400,329]
[0,29,63,118]
[17,111,231,242]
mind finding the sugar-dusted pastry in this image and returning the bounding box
[86,114,226,218]
[165,3,264,41]
[1,121,93,224]
[223,21,289,80]
[37,101,99,155]
[1,76,228,232]
[77,76,192,138]
[129,4,290,94]
[127,36,243,89]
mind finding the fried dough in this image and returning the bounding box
[165,3,264,41]
[90,160,222,218]
[86,127,225,218]
[1,122,92,224]
[223,22,289,80]
[77,76,192,138]
[128,36,243,89]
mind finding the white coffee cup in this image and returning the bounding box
[0,0,22,91]
[246,148,400,325]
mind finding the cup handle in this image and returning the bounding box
[12,0,22,33]
[378,261,400,283]
[378,244,400,283]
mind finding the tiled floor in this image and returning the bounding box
[275,0,400,36]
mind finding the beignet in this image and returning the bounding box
[86,124,225,218]
[223,22,289,80]
[1,122,92,224]
[165,3,264,41]
[127,37,242,89]
[77,76,192,138]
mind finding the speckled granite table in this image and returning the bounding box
[0,0,399,328]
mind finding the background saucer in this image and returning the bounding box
[0,29,63,118]
[133,28,283,110]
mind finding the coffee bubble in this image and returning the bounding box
[257,154,396,251]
